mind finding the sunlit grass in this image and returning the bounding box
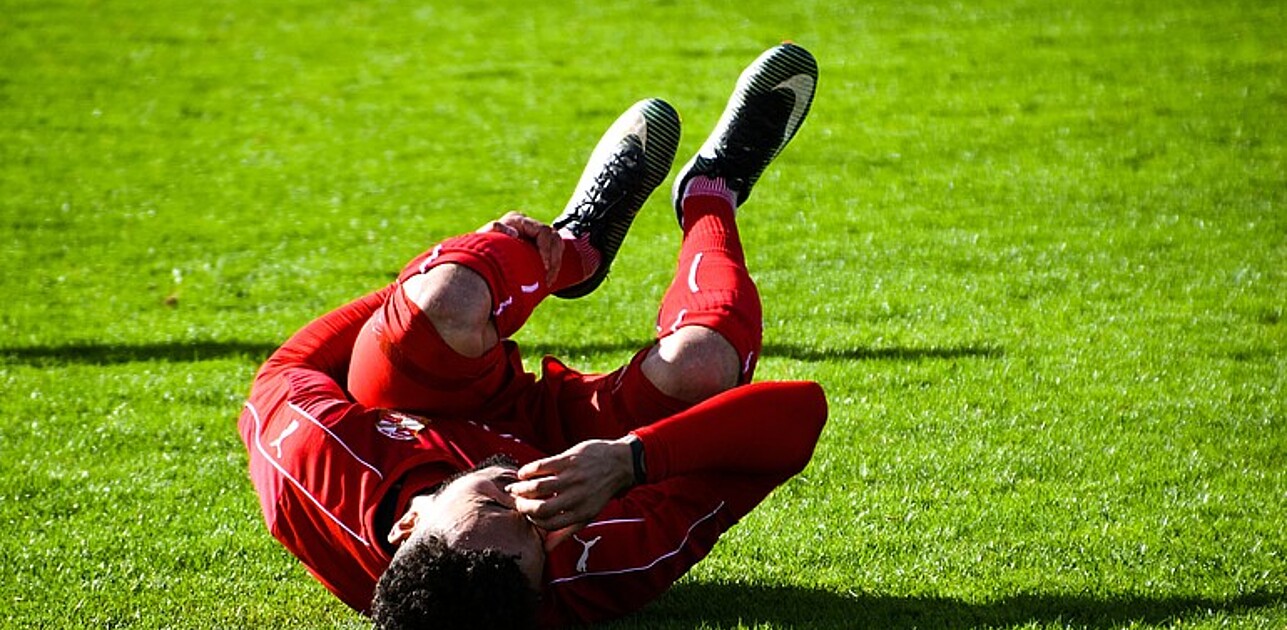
[2,0,1283,627]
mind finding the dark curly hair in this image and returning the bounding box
[371,533,537,630]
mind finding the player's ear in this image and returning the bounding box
[388,509,419,546]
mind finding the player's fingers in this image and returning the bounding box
[481,211,534,235]
[490,213,563,283]
[534,511,586,532]
[513,494,570,521]
[523,502,588,532]
[499,212,546,238]
[536,228,563,284]
[476,220,519,238]
[505,475,564,500]
[517,454,569,481]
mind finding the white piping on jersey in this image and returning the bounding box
[742,351,756,375]
[245,401,370,546]
[494,295,513,317]
[288,401,383,480]
[418,244,443,274]
[609,367,630,396]
[687,252,704,293]
[581,517,646,529]
[546,501,725,586]
[520,281,541,294]
[668,309,688,333]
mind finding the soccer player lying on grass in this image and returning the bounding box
[238,43,825,628]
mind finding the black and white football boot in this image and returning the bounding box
[672,43,818,224]
[553,98,681,298]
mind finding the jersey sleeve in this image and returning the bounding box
[537,380,828,627]
[630,380,828,484]
[260,284,395,380]
[537,472,778,627]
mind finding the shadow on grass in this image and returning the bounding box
[0,341,279,366]
[618,582,1282,629]
[0,340,1002,367]
[763,343,1003,363]
[518,342,1003,364]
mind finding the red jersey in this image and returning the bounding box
[239,287,826,627]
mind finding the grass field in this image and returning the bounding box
[2,0,1284,627]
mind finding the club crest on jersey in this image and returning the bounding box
[377,411,425,441]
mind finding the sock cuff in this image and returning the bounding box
[683,176,738,208]
[557,228,601,283]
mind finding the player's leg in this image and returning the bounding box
[347,100,680,416]
[643,185,755,402]
[345,235,542,417]
[642,42,819,404]
[399,96,680,344]
[396,96,680,349]
[551,98,681,298]
[526,44,818,447]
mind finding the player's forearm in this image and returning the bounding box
[263,284,394,375]
[630,380,827,483]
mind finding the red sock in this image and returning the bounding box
[396,232,548,338]
[656,177,763,382]
[552,229,600,292]
[394,230,602,338]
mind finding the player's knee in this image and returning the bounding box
[401,264,497,358]
[642,326,740,403]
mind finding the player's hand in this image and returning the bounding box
[476,211,563,285]
[507,436,636,532]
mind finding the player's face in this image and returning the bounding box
[413,463,547,588]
